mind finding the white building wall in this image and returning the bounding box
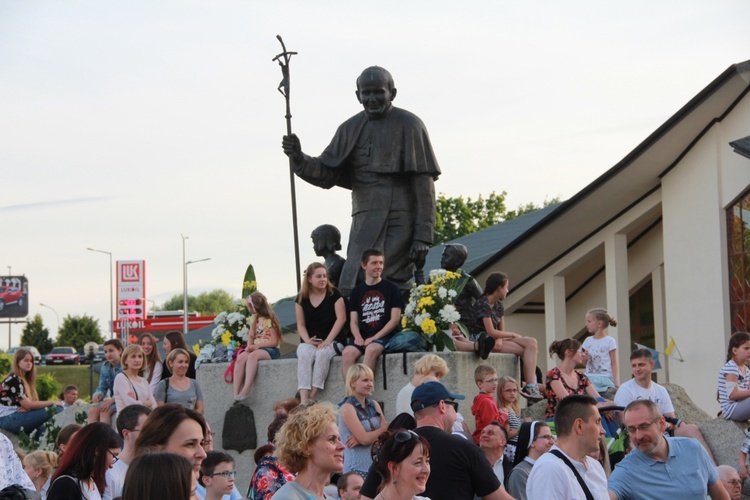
[662,97,750,412]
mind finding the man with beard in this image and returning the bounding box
[608,399,727,499]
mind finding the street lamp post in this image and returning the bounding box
[86,248,114,339]
[39,303,60,337]
[181,234,210,335]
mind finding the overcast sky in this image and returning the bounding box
[2,0,749,346]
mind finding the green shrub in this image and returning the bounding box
[0,353,10,376]
[36,373,60,401]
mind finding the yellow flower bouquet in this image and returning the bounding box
[401,269,464,351]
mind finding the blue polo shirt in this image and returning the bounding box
[608,437,718,499]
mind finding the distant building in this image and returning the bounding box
[424,60,750,414]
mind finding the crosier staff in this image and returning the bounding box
[273,35,301,291]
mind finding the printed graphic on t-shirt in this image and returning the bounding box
[360,290,386,328]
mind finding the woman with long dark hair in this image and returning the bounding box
[47,422,120,499]
[469,272,541,401]
[121,452,196,500]
[139,332,163,394]
[134,403,207,475]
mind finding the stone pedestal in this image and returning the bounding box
[199,351,519,494]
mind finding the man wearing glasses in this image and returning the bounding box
[409,381,513,500]
[608,399,727,499]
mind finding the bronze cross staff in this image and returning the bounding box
[273,35,301,291]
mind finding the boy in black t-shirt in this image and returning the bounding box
[341,249,404,379]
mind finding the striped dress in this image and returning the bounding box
[718,359,749,418]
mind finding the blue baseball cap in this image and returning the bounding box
[411,381,465,412]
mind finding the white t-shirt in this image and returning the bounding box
[526,445,609,500]
[614,378,674,415]
[396,382,416,416]
[102,459,128,500]
[583,336,617,377]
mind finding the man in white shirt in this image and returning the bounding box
[614,348,715,463]
[526,395,609,500]
[103,404,151,500]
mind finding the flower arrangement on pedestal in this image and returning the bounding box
[401,269,463,351]
[193,280,257,361]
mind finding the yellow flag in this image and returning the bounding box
[665,337,676,356]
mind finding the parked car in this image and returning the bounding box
[7,346,42,364]
[79,344,105,365]
[0,286,24,312]
[44,346,80,365]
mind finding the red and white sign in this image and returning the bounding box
[112,316,215,334]
[116,260,146,320]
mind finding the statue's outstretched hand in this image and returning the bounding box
[282,134,303,163]
[409,241,429,266]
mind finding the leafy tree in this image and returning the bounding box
[434,191,561,244]
[160,289,236,315]
[20,314,55,354]
[55,314,104,350]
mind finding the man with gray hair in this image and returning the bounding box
[607,399,727,499]
[717,465,741,500]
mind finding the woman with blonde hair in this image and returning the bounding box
[273,402,345,499]
[162,331,197,380]
[23,450,58,492]
[113,345,156,412]
[138,332,163,394]
[0,348,61,437]
[154,348,204,413]
[339,364,388,478]
[295,261,347,404]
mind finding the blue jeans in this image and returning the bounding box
[0,407,59,438]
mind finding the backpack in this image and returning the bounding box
[385,330,427,353]
[222,403,257,452]
[0,485,40,500]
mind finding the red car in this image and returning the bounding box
[0,286,24,312]
[44,347,80,365]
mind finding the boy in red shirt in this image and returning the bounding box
[471,364,508,444]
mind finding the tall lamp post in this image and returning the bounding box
[86,248,114,339]
[181,234,210,335]
[39,303,60,338]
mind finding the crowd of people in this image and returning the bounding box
[2,247,750,499]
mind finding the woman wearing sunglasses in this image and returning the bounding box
[371,429,431,500]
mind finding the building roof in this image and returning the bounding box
[731,135,750,160]
[422,202,562,275]
[472,60,750,293]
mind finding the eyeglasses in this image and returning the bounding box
[534,434,555,441]
[205,431,216,440]
[577,348,587,354]
[207,470,236,479]
[625,418,660,434]
[725,478,742,486]
[443,400,459,411]
[482,378,499,384]
[108,450,119,464]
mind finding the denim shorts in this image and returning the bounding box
[261,347,280,359]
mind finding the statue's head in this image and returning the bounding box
[355,66,396,120]
[311,224,342,256]
[440,243,468,271]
